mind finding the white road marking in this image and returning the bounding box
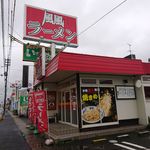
[122,141,147,149]
[92,138,107,142]
[138,131,150,135]
[109,140,118,143]
[114,143,136,150]
[117,134,129,138]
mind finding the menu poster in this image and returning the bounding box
[81,87,100,125]
[81,87,118,128]
[47,91,56,110]
[116,86,136,99]
[99,87,118,123]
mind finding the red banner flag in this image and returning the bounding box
[34,90,48,133]
[28,92,37,125]
[28,92,34,122]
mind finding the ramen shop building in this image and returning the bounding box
[34,52,150,131]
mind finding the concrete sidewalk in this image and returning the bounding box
[9,111,48,150]
[10,110,147,148]
[0,112,31,150]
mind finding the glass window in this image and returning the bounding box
[99,80,113,84]
[81,79,96,84]
[144,86,150,99]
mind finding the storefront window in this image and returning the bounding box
[99,87,118,123]
[144,86,150,99]
[99,80,113,84]
[81,86,118,128]
[65,91,70,123]
[81,87,99,127]
[81,79,96,84]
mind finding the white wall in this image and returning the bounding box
[116,100,138,120]
[113,76,138,120]
[136,86,147,125]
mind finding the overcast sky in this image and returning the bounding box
[0,0,150,101]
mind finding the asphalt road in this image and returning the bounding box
[47,131,150,150]
[2,112,150,150]
[0,112,31,150]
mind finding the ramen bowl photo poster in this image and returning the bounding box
[81,87,118,128]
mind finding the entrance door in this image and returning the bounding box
[65,91,71,123]
[59,90,77,126]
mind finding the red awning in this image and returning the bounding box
[46,52,145,76]
[34,52,149,85]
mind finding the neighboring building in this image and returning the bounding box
[34,52,150,131]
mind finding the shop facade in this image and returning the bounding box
[34,52,150,131]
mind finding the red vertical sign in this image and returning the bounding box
[28,92,37,125]
[34,90,48,133]
[28,92,33,122]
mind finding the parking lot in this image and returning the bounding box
[48,130,150,150]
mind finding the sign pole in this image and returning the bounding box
[46,90,50,137]
[51,43,56,59]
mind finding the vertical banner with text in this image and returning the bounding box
[28,92,37,125]
[28,92,32,122]
[34,90,48,133]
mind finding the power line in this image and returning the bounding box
[8,0,10,46]
[8,0,16,59]
[9,34,25,45]
[78,0,128,36]
[62,0,128,50]
[1,0,6,71]
[8,24,23,40]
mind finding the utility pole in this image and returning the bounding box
[2,58,10,118]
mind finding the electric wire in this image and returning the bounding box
[1,0,6,72]
[9,24,24,41]
[8,0,10,46]
[62,0,128,50]
[78,0,128,36]
[8,0,17,82]
[8,0,16,60]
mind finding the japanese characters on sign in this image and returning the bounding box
[20,96,28,106]
[28,92,36,124]
[35,47,46,80]
[23,43,60,62]
[23,44,41,62]
[24,5,78,47]
[116,86,136,99]
[34,90,48,133]
[47,91,56,110]
[81,87,99,126]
